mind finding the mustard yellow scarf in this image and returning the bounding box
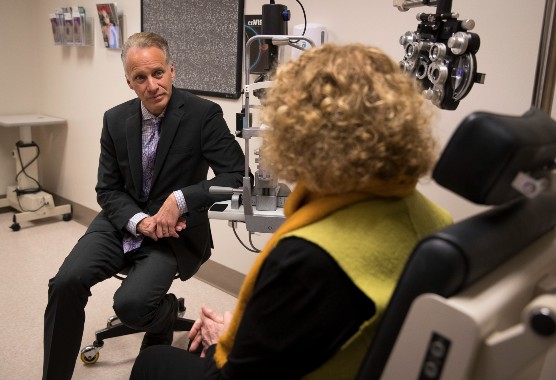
[214,181,415,367]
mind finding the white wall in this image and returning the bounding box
[0,0,550,274]
[0,0,40,196]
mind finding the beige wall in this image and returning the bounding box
[0,0,550,274]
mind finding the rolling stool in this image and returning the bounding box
[80,268,195,364]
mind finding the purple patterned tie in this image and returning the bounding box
[142,118,161,197]
[122,117,161,253]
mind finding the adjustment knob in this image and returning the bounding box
[422,87,443,103]
[399,31,416,46]
[282,9,291,21]
[461,19,476,31]
[530,307,556,336]
[448,32,469,55]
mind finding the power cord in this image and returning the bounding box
[232,222,261,253]
[14,141,42,194]
[13,141,47,212]
[295,0,307,36]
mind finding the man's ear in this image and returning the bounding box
[125,76,132,89]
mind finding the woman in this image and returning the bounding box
[130,43,452,380]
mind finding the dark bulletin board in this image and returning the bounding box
[141,0,244,99]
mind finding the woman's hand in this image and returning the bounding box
[188,305,232,357]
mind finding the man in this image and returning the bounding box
[43,32,245,380]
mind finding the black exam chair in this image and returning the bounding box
[79,268,195,364]
[356,108,556,380]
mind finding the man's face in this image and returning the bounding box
[124,46,175,116]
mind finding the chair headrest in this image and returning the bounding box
[433,108,556,205]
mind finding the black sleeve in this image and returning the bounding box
[96,109,142,230]
[180,102,245,211]
[203,237,376,380]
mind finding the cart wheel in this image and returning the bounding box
[80,347,100,365]
[10,223,20,232]
[63,213,72,222]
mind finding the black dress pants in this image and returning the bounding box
[131,345,205,380]
[43,230,178,380]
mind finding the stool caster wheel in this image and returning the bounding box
[63,213,72,222]
[80,342,102,365]
[10,223,20,232]
[80,349,99,365]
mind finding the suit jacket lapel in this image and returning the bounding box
[152,90,185,187]
[125,106,143,199]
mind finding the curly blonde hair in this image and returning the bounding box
[261,43,436,196]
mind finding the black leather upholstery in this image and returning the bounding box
[434,108,556,205]
[356,109,556,379]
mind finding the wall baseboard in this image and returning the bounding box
[195,259,244,297]
[1,193,244,297]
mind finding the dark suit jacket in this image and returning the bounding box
[88,88,245,280]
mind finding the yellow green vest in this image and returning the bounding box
[282,191,452,380]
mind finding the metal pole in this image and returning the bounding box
[436,0,452,14]
[394,0,438,12]
[532,0,556,114]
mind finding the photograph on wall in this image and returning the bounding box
[96,3,122,49]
